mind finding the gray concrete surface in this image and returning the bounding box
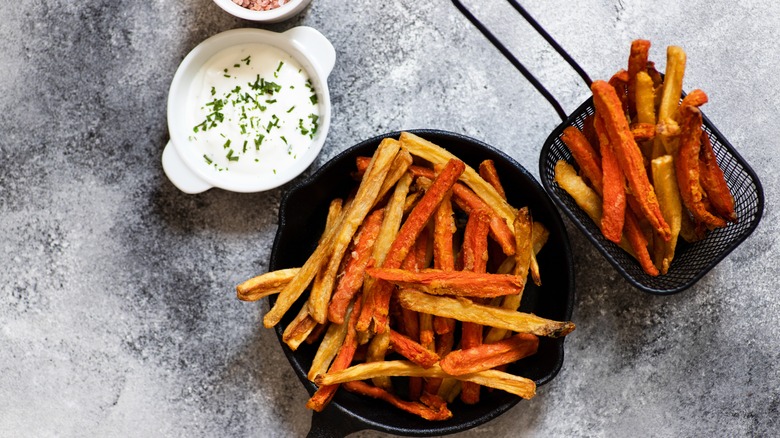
[1,0,778,436]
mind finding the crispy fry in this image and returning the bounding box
[595,114,627,243]
[316,361,536,400]
[236,268,299,302]
[609,69,629,116]
[342,381,453,421]
[264,140,400,328]
[560,126,603,195]
[676,90,727,229]
[282,305,319,351]
[433,191,456,271]
[441,333,539,375]
[369,159,466,332]
[328,208,385,324]
[555,160,603,224]
[308,304,353,381]
[630,123,656,142]
[624,209,659,276]
[376,149,413,202]
[306,296,362,412]
[699,134,737,222]
[389,329,440,368]
[460,209,491,273]
[627,39,651,120]
[592,80,671,241]
[366,330,393,390]
[479,160,507,201]
[658,46,687,156]
[651,155,683,274]
[367,268,524,298]
[398,289,575,338]
[635,71,657,160]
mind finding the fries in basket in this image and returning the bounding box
[555,41,737,276]
[237,132,575,420]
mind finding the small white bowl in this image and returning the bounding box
[162,27,335,194]
[213,0,311,23]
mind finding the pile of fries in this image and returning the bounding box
[555,40,737,276]
[237,132,575,420]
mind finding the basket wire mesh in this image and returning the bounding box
[453,0,764,294]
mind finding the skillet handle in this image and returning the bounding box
[306,409,367,438]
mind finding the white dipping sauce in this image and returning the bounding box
[186,43,320,176]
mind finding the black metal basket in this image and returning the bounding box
[453,0,764,294]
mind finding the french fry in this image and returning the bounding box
[657,46,687,156]
[369,158,466,332]
[478,160,507,201]
[554,160,603,224]
[357,172,413,332]
[440,333,539,375]
[389,329,440,368]
[630,123,656,142]
[328,208,385,324]
[282,304,319,351]
[236,268,299,302]
[264,139,400,328]
[635,71,657,160]
[595,114,627,243]
[343,381,453,421]
[699,134,737,222]
[316,361,537,400]
[306,296,362,412]
[367,268,524,298]
[676,90,727,229]
[308,139,403,325]
[376,149,413,202]
[627,39,651,120]
[397,289,575,338]
[366,330,393,391]
[484,208,533,344]
[651,155,683,274]
[591,80,671,241]
[308,304,353,381]
[560,126,603,195]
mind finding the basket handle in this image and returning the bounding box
[451,0,592,121]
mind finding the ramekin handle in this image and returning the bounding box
[162,141,212,194]
[285,26,336,77]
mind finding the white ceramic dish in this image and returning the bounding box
[163,27,335,194]
[213,0,311,23]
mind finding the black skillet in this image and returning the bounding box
[268,130,575,437]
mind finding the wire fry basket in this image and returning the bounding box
[452,0,764,294]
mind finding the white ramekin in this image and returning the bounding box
[162,27,335,194]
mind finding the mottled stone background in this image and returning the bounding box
[1,0,777,437]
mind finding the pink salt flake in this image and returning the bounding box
[231,0,288,11]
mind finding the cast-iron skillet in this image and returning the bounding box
[268,130,574,437]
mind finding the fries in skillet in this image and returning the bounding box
[237,133,575,419]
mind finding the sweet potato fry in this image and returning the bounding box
[367,268,524,298]
[609,69,629,116]
[699,133,737,222]
[651,155,683,274]
[328,208,385,324]
[236,268,299,302]
[630,123,656,142]
[627,39,651,120]
[595,114,627,243]
[389,329,439,368]
[342,381,452,421]
[676,91,727,229]
[440,333,539,375]
[560,126,603,195]
[479,159,507,201]
[397,289,575,338]
[306,296,362,412]
[369,159,466,332]
[264,139,400,328]
[316,361,537,400]
[592,80,671,241]
[460,209,491,273]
